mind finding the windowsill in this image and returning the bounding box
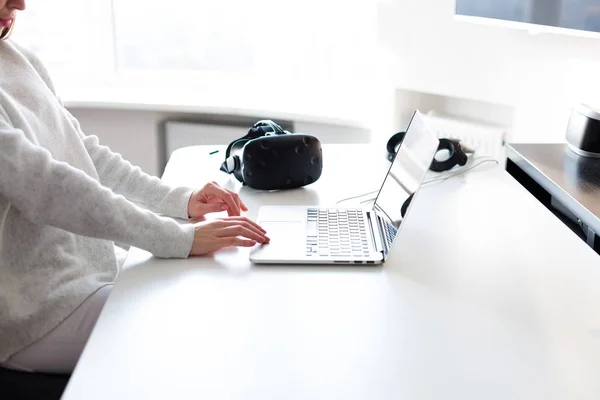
[56,72,380,128]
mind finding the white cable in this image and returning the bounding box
[335,156,499,206]
[423,156,498,185]
[335,190,379,205]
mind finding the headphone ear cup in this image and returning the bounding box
[400,192,414,218]
[455,141,469,166]
[430,138,469,172]
[386,131,406,162]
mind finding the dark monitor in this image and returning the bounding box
[456,0,600,35]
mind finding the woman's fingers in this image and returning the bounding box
[218,237,257,248]
[223,188,244,214]
[190,216,270,256]
[216,225,270,243]
[213,219,269,242]
[203,182,247,215]
[204,184,240,215]
[215,216,267,233]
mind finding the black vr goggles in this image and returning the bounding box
[220,120,323,190]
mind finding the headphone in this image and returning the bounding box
[386,131,470,172]
[220,120,323,190]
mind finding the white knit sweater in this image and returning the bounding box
[0,40,196,362]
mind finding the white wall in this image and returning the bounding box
[68,108,167,176]
[68,0,600,165]
[378,0,600,143]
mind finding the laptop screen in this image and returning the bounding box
[371,111,440,254]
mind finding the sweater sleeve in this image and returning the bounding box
[0,123,195,259]
[14,41,194,219]
[67,110,194,219]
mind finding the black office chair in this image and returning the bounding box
[0,367,70,400]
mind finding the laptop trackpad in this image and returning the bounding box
[251,221,305,261]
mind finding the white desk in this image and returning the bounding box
[62,144,600,400]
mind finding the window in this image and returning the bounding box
[112,0,257,73]
[14,0,375,77]
[13,0,377,106]
[8,1,391,139]
[11,0,114,86]
[110,0,378,83]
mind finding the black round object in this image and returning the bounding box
[242,134,323,190]
[400,193,414,218]
[566,104,600,158]
[386,131,406,162]
[386,132,468,172]
[429,138,468,172]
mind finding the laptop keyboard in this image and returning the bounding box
[306,208,370,257]
[383,218,398,247]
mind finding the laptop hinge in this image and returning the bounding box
[367,211,385,254]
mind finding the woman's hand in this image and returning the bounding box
[188,181,249,219]
[190,216,270,256]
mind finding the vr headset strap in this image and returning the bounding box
[220,120,286,174]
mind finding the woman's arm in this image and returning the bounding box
[13,42,194,219]
[66,110,194,219]
[0,124,194,258]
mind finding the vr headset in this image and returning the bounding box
[220,120,323,190]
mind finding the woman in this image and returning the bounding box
[0,0,269,374]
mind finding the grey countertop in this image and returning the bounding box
[507,143,600,235]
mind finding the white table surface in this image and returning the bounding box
[62,144,600,400]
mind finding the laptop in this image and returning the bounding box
[249,110,440,265]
